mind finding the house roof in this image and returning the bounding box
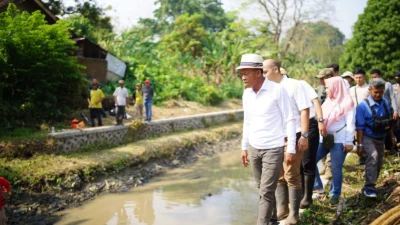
[0,0,125,64]
[0,0,58,24]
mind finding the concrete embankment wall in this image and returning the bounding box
[48,110,243,153]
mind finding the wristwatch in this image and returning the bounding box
[357,144,363,147]
[301,132,309,138]
[318,117,324,123]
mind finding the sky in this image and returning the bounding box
[67,0,368,39]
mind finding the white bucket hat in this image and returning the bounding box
[236,54,264,70]
[341,71,354,79]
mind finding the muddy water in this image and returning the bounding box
[55,149,259,225]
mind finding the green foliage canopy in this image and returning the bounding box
[43,0,113,32]
[0,4,85,130]
[340,0,400,78]
[154,0,231,32]
[161,13,207,58]
[286,21,345,66]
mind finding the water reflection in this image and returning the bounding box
[55,149,259,225]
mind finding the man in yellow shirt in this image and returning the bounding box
[87,82,105,127]
[133,83,144,120]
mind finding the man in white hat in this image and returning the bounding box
[113,80,129,125]
[239,54,296,225]
[263,59,311,224]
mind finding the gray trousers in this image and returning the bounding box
[116,106,126,125]
[249,146,284,225]
[363,135,385,191]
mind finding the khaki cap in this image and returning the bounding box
[315,68,334,78]
[341,71,354,79]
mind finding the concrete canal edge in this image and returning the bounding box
[6,122,244,224]
[48,109,244,154]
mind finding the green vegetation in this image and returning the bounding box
[340,0,400,79]
[0,0,351,131]
[0,4,86,131]
[0,128,48,142]
[299,153,400,224]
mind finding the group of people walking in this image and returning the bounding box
[87,79,154,127]
[239,54,398,225]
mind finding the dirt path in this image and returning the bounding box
[95,99,242,126]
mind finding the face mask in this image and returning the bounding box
[396,78,400,83]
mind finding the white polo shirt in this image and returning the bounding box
[279,76,312,133]
[299,80,318,119]
[242,79,296,154]
[113,87,129,106]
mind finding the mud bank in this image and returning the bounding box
[6,123,243,225]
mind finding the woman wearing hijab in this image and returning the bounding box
[314,77,355,205]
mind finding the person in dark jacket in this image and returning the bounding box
[143,79,154,121]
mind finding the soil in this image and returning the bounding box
[5,136,241,225]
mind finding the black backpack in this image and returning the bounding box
[365,99,393,134]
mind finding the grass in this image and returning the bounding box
[0,128,49,142]
[299,152,400,224]
[0,122,243,191]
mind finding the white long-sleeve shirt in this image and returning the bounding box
[242,79,297,153]
[319,108,355,145]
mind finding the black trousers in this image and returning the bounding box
[385,132,398,151]
[301,118,319,176]
[116,106,126,125]
[90,108,102,127]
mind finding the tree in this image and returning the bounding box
[64,15,97,41]
[154,0,231,32]
[248,0,332,56]
[161,13,208,58]
[0,4,85,129]
[340,0,400,78]
[286,21,345,65]
[43,0,113,32]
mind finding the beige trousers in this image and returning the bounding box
[135,104,144,120]
[278,147,304,189]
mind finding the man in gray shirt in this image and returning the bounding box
[143,79,154,121]
[370,69,398,119]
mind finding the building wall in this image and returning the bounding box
[78,57,107,84]
[48,110,244,153]
[106,70,120,82]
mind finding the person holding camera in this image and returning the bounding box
[356,78,397,198]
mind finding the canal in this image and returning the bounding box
[55,149,260,225]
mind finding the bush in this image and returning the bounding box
[201,86,223,105]
[0,4,86,130]
[220,82,243,99]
